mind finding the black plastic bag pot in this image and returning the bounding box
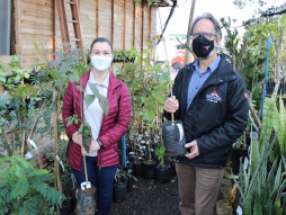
[74,186,96,215]
[230,149,248,174]
[133,162,143,177]
[162,120,187,157]
[142,148,149,161]
[126,162,133,174]
[142,161,157,180]
[60,199,72,215]
[113,180,127,203]
[155,162,171,183]
[151,150,159,162]
[82,135,92,152]
[127,177,134,192]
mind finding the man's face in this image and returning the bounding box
[192,18,221,60]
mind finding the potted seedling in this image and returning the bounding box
[113,169,128,203]
[155,145,171,183]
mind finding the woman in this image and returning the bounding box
[62,37,131,215]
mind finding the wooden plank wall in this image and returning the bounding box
[0,0,157,69]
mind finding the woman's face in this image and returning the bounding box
[90,42,113,58]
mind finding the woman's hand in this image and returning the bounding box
[89,141,100,153]
[72,131,82,145]
[80,141,100,156]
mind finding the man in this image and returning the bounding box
[164,13,249,215]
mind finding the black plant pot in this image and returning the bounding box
[162,120,187,157]
[59,199,72,215]
[279,82,286,95]
[245,133,251,146]
[266,80,275,95]
[142,148,149,161]
[142,161,157,180]
[126,162,133,174]
[169,159,176,173]
[82,135,92,152]
[133,162,143,178]
[70,196,77,213]
[151,150,159,162]
[230,149,248,175]
[113,180,127,203]
[127,177,134,192]
[155,162,171,183]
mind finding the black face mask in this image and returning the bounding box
[192,35,215,58]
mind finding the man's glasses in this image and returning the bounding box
[190,33,217,40]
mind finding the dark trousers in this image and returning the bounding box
[72,156,118,215]
[176,163,224,215]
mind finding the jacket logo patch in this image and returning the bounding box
[206,90,222,103]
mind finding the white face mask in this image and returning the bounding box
[90,56,113,72]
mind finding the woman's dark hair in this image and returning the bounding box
[90,37,114,53]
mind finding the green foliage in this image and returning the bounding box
[233,125,286,214]
[116,46,169,125]
[0,61,6,83]
[260,96,286,159]
[113,47,137,62]
[0,156,64,215]
[155,145,166,168]
[115,169,137,185]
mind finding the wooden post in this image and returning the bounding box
[185,0,196,65]
[96,0,99,38]
[13,0,21,59]
[148,6,152,48]
[111,0,114,44]
[123,0,126,67]
[141,1,144,54]
[53,0,56,59]
[133,1,136,47]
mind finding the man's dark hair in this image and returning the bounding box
[90,37,114,53]
[190,12,222,37]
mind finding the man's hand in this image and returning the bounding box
[164,97,179,113]
[185,140,200,159]
[72,131,82,145]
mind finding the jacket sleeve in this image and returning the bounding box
[62,82,78,139]
[98,83,131,149]
[196,77,249,154]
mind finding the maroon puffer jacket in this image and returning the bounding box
[62,71,131,171]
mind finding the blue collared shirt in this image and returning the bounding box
[187,54,221,109]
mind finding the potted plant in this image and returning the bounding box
[0,156,65,215]
[155,145,171,183]
[113,169,128,203]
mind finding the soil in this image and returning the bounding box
[110,171,180,215]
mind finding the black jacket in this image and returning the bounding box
[165,57,249,169]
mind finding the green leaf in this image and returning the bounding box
[145,109,155,121]
[76,85,84,92]
[88,83,100,97]
[154,84,168,90]
[99,97,109,116]
[161,73,169,81]
[60,62,69,74]
[152,74,159,79]
[85,94,96,108]
[78,124,84,134]
[46,60,62,69]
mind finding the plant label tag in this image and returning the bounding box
[27,138,38,154]
[244,157,249,170]
[176,123,184,142]
[236,206,242,215]
[25,151,33,159]
[56,155,65,172]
